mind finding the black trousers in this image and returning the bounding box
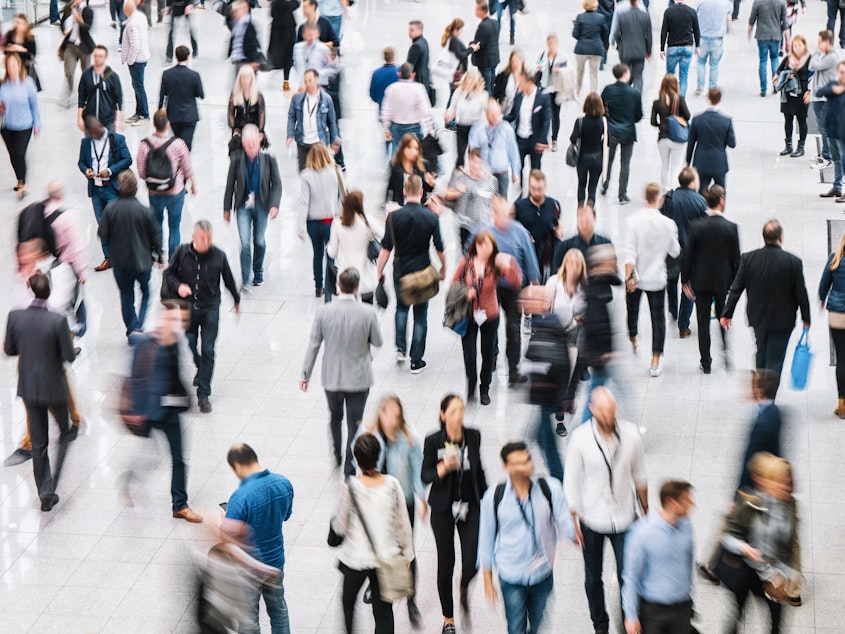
[831,327,845,397]
[517,135,542,183]
[430,506,480,619]
[639,598,693,634]
[698,170,726,194]
[456,124,472,168]
[577,151,603,204]
[731,572,782,634]
[752,327,792,392]
[604,137,633,198]
[784,113,808,145]
[550,99,561,142]
[1,127,33,182]
[694,291,727,367]
[498,286,523,375]
[325,389,368,475]
[626,58,645,93]
[170,122,196,152]
[626,288,667,354]
[339,562,394,634]
[25,400,71,502]
[462,317,499,395]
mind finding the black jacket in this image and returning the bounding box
[738,402,781,490]
[4,304,75,406]
[660,2,700,50]
[78,66,123,127]
[686,108,736,173]
[583,272,621,367]
[407,36,431,88]
[295,16,339,48]
[381,202,445,275]
[421,427,488,510]
[59,3,95,55]
[601,81,643,142]
[471,17,500,69]
[682,214,740,292]
[386,164,433,206]
[164,244,241,311]
[573,10,609,56]
[159,63,205,124]
[514,195,561,272]
[552,231,612,272]
[506,90,552,144]
[223,151,283,212]
[614,6,652,62]
[97,196,162,271]
[229,18,262,63]
[722,244,811,331]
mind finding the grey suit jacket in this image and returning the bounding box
[301,296,383,392]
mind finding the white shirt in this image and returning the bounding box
[544,278,586,328]
[120,10,150,65]
[302,93,321,145]
[90,135,111,182]
[65,2,85,45]
[564,419,648,534]
[516,88,537,139]
[624,207,681,292]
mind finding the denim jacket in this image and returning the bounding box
[819,253,845,313]
[353,425,426,505]
[286,90,340,147]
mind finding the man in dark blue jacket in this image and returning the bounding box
[158,46,205,151]
[685,87,736,193]
[818,61,845,203]
[505,70,552,185]
[369,47,399,111]
[600,63,642,205]
[78,116,133,272]
[739,369,782,489]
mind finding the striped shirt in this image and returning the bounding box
[137,132,194,194]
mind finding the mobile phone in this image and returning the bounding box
[219,502,228,511]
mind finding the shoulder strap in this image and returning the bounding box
[537,477,553,511]
[161,137,178,152]
[388,213,401,275]
[345,477,383,562]
[333,164,347,201]
[493,482,506,535]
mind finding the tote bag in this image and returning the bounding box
[666,95,689,143]
[790,327,812,390]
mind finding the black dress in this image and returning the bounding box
[227,92,268,151]
[267,0,299,79]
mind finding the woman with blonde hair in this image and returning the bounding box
[386,133,435,205]
[493,49,526,116]
[0,53,40,199]
[572,0,607,96]
[651,73,691,192]
[774,34,811,158]
[444,69,488,167]
[819,231,845,417]
[327,191,379,303]
[299,142,342,298]
[227,65,267,151]
[440,18,472,96]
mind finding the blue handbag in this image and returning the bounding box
[790,327,812,390]
[666,96,689,143]
[450,316,469,337]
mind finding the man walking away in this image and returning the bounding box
[660,0,700,98]
[686,87,736,193]
[600,63,642,205]
[748,0,788,96]
[695,0,731,96]
[158,46,205,151]
[613,0,651,94]
[121,0,151,126]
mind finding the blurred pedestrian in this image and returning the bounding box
[612,0,651,93]
[819,230,845,417]
[386,133,435,207]
[268,0,300,92]
[444,148,498,246]
[4,14,40,92]
[505,69,552,182]
[493,50,526,117]
[58,0,95,108]
[166,0,198,63]
[444,69,487,168]
[326,191,380,303]
[406,20,432,104]
[227,65,267,153]
[552,203,611,272]
[467,99,521,197]
[227,0,262,74]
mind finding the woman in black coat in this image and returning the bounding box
[774,34,811,158]
[267,0,300,91]
[569,92,607,205]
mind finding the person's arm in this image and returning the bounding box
[572,15,582,40]
[286,97,297,142]
[406,42,421,70]
[53,212,88,280]
[726,119,736,149]
[720,255,747,324]
[796,262,811,326]
[633,92,643,123]
[570,118,581,145]
[368,309,383,348]
[112,74,123,117]
[220,254,241,306]
[4,316,18,357]
[420,435,439,484]
[522,231,542,284]
[819,257,834,304]
[477,490,497,603]
[195,73,205,101]
[410,434,427,503]
[502,254,523,289]
[257,92,266,133]
[158,73,168,110]
[137,139,149,181]
[650,102,659,127]
[392,478,415,562]
[28,80,41,132]
[297,171,311,236]
[109,135,133,175]
[631,435,649,515]
[223,158,237,220]
[667,221,680,259]
[300,312,324,382]
[267,155,282,212]
[506,128,521,179]
[97,207,111,242]
[660,13,668,52]
[621,527,644,629]
[453,256,468,283]
[692,11,700,48]
[327,98,341,147]
[645,13,653,56]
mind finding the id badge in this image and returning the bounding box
[246,192,256,209]
[474,309,487,325]
[94,177,103,187]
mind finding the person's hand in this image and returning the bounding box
[424,172,436,187]
[694,48,700,57]
[234,303,241,317]
[223,210,231,223]
[184,2,193,13]
[495,253,511,271]
[466,287,477,302]
[682,282,694,300]
[419,500,429,520]
[742,545,764,562]
[554,225,563,240]
[299,379,309,392]
[801,5,806,12]
[645,54,651,61]
[625,618,642,634]
[472,43,480,51]
[803,91,811,104]
[803,321,810,330]
[442,453,458,472]
[178,283,192,298]
[439,265,446,280]
[33,128,40,137]
[190,182,198,196]
[85,168,94,179]
[573,521,584,548]
[78,118,85,132]
[483,575,497,606]
[285,138,294,147]
[626,278,637,293]
[96,170,110,179]
[331,143,341,153]
[384,130,393,141]
[512,174,519,184]
[296,232,306,241]
[155,261,165,270]
[269,207,279,219]
[660,51,665,60]
[535,143,548,153]
[78,275,86,285]
[720,317,732,330]
[115,115,124,133]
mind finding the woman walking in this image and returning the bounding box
[331,433,415,634]
[327,191,380,303]
[493,49,526,117]
[651,73,691,192]
[422,394,488,634]
[441,18,473,99]
[774,35,810,158]
[444,148,498,247]
[386,133,435,206]
[444,69,487,168]
[569,92,607,205]
[819,232,845,418]
[535,34,567,151]
[268,0,299,92]
[299,143,343,298]
[227,65,267,152]
[572,0,607,96]
[4,14,39,91]
[0,53,40,199]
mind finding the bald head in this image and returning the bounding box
[491,195,512,230]
[588,386,618,434]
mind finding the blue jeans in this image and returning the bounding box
[242,571,290,634]
[92,185,119,258]
[813,100,832,161]
[128,62,148,117]
[112,268,151,336]
[581,524,627,634]
[236,205,269,286]
[480,66,496,95]
[497,0,516,36]
[665,45,694,97]
[187,308,219,398]
[500,574,554,634]
[696,37,724,91]
[534,405,563,482]
[757,40,780,94]
[834,138,845,192]
[149,190,185,261]
[306,219,332,292]
[389,122,422,157]
[50,0,59,22]
[325,14,343,40]
[394,283,429,364]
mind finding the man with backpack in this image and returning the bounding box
[77,45,124,132]
[478,441,573,633]
[137,110,196,261]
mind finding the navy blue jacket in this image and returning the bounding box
[739,403,781,490]
[505,90,552,145]
[369,64,399,110]
[573,10,609,56]
[669,187,707,247]
[77,132,133,198]
[819,252,845,313]
[601,81,643,142]
[818,81,845,141]
[686,108,736,174]
[129,336,188,423]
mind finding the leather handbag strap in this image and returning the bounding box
[334,164,347,201]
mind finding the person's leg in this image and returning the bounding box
[462,320,480,396]
[669,141,686,189]
[576,161,589,203]
[166,16,176,59]
[155,415,188,511]
[757,40,768,93]
[368,568,395,634]
[576,54,587,95]
[343,391,368,475]
[236,207,253,287]
[630,59,644,94]
[581,524,609,633]
[647,289,667,357]
[797,114,808,148]
[815,101,831,160]
[186,312,201,368]
[457,506,480,590]
[619,141,633,198]
[495,172,509,197]
[252,206,269,282]
[261,572,291,634]
[113,267,139,335]
[586,156,601,203]
[430,509,458,619]
[626,288,643,341]
[550,100,561,143]
[695,293,714,368]
[456,124,471,167]
[710,37,724,88]
[340,563,369,633]
[666,271,679,320]
[136,269,151,332]
[679,292,694,333]
[4,128,31,183]
[768,41,780,90]
[588,55,600,93]
[784,114,794,147]
[665,46,679,76]
[26,404,53,501]
[306,219,324,292]
[658,138,672,191]
[197,309,219,398]
[409,300,429,364]
[608,528,628,607]
[697,39,710,92]
[535,404,563,481]
[167,191,185,258]
[753,326,769,371]
[185,13,199,56]
[479,317,498,393]
[148,194,167,255]
[324,390,345,467]
[603,136,618,194]
[499,287,522,376]
[171,122,196,152]
[129,62,149,118]
[840,6,845,47]
[831,328,845,397]
[679,46,693,97]
[50,0,59,22]
[63,50,77,102]
[499,578,529,634]
[395,285,409,355]
[829,0,838,34]
[64,370,81,427]
[526,574,554,633]
[765,329,793,382]
[92,190,110,259]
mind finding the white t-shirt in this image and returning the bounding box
[517,88,537,139]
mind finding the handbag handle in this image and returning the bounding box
[798,326,810,347]
[333,164,347,202]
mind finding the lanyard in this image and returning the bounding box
[468,260,486,309]
[92,136,108,169]
[514,487,543,555]
[592,422,620,495]
[306,95,318,119]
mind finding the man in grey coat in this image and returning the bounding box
[612,0,652,93]
[300,268,383,474]
[748,0,788,96]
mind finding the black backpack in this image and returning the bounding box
[17,201,63,256]
[142,137,178,192]
[493,477,554,535]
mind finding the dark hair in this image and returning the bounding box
[153,109,169,132]
[118,170,138,197]
[500,441,528,463]
[338,268,360,294]
[612,63,629,80]
[820,29,835,44]
[29,271,50,299]
[227,443,259,468]
[175,45,190,62]
[583,92,605,117]
[659,480,692,506]
[93,44,109,56]
[439,393,463,427]
[399,63,413,80]
[341,190,366,227]
[753,368,779,400]
[162,298,190,311]
[353,433,381,471]
[383,47,395,63]
[468,147,482,160]
[708,87,722,105]
[703,185,726,208]
[466,230,502,277]
[84,114,103,132]
[304,68,319,80]
[678,166,697,188]
[763,219,782,245]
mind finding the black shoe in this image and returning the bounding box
[697,562,720,585]
[193,373,199,387]
[410,361,427,374]
[467,390,476,402]
[508,373,528,387]
[790,146,805,158]
[66,426,79,442]
[600,181,609,196]
[41,494,60,512]
[315,288,323,298]
[198,396,212,413]
[442,625,456,634]
[4,448,32,466]
[556,422,568,437]
[363,583,373,604]
[779,145,793,156]
[700,363,712,375]
[820,188,842,198]
[459,584,470,615]
[408,599,422,629]
[480,391,491,406]
[619,194,631,205]
[509,33,515,45]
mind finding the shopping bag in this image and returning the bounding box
[790,327,812,390]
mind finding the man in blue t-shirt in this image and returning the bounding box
[224,443,294,633]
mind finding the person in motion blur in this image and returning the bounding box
[819,230,845,417]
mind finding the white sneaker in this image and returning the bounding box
[649,365,661,378]
[396,350,407,362]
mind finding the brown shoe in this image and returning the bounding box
[94,259,112,272]
[679,328,692,338]
[172,507,204,523]
[283,80,291,92]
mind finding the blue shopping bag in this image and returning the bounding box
[790,327,813,390]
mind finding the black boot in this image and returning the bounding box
[779,139,793,156]
[790,141,805,158]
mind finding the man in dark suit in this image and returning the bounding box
[159,46,204,151]
[682,185,741,374]
[4,272,76,512]
[164,0,198,62]
[471,0,500,94]
[77,116,133,272]
[739,369,782,489]
[685,87,736,194]
[407,20,432,104]
[505,70,552,184]
[721,219,811,393]
[552,204,611,272]
[600,63,643,205]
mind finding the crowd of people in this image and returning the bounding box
[0,0,840,632]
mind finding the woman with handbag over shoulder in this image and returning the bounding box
[444,69,487,168]
[422,394,488,634]
[651,73,691,192]
[818,231,845,418]
[326,191,380,304]
[569,92,607,205]
[440,19,472,102]
[774,35,811,158]
[330,433,415,634]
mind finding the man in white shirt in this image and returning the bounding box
[380,63,434,155]
[293,23,336,88]
[624,182,681,377]
[564,386,648,634]
[504,70,552,185]
[121,0,151,125]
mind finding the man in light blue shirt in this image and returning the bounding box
[468,99,522,197]
[478,442,574,634]
[695,0,732,94]
[622,480,695,634]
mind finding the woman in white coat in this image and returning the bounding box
[326,191,380,303]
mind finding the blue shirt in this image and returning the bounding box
[225,469,294,569]
[622,513,694,619]
[467,222,541,286]
[245,155,260,197]
[468,120,521,177]
[369,64,400,109]
[0,78,41,131]
[696,0,732,38]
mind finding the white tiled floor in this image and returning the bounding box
[1,0,844,632]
